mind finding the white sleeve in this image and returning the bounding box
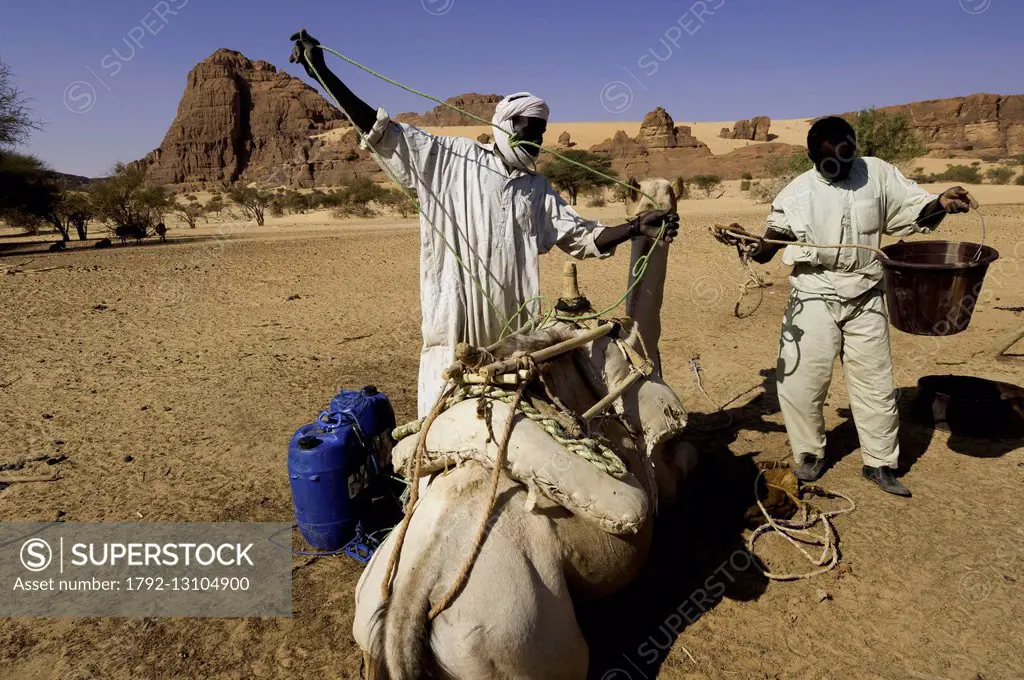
[540,184,610,260]
[360,108,443,190]
[882,161,939,237]
[766,201,795,236]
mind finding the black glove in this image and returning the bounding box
[713,223,765,257]
[938,185,977,214]
[289,29,327,79]
[633,209,680,243]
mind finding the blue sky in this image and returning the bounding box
[3,0,1022,177]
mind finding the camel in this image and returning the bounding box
[353,178,696,679]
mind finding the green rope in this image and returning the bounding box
[307,43,670,333]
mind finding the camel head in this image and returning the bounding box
[624,176,682,218]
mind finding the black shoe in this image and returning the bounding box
[862,466,912,497]
[794,456,826,483]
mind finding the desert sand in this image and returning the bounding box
[1,182,1023,678]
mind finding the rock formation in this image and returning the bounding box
[134,49,361,188]
[721,116,772,141]
[477,133,493,144]
[557,131,575,148]
[393,93,501,126]
[673,125,707,150]
[591,131,648,159]
[636,107,678,149]
[842,93,1024,158]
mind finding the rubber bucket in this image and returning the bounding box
[911,375,1024,439]
[880,240,999,336]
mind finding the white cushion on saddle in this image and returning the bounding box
[392,399,649,535]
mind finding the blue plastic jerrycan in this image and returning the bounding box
[287,386,396,551]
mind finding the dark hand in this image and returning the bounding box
[634,209,680,243]
[714,223,764,255]
[939,186,977,214]
[289,29,327,78]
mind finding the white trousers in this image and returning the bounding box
[776,287,900,469]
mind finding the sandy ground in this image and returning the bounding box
[1,187,1023,679]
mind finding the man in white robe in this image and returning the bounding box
[718,116,973,496]
[290,31,679,417]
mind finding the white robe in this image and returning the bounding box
[362,109,611,417]
[768,157,938,468]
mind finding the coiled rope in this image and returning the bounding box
[748,471,857,581]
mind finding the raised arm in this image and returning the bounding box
[289,30,377,134]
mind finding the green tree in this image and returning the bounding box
[227,186,272,226]
[692,174,724,198]
[0,61,40,148]
[173,200,207,229]
[205,194,227,220]
[91,163,171,234]
[852,108,926,167]
[0,152,62,235]
[540,150,617,206]
[55,191,95,240]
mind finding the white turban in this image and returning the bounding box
[491,92,550,173]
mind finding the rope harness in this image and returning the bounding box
[381,317,655,617]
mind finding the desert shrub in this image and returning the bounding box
[540,150,617,205]
[765,154,813,180]
[331,203,378,219]
[985,167,1015,185]
[205,195,226,219]
[692,174,724,199]
[337,176,387,205]
[740,180,752,192]
[377,187,418,218]
[751,177,793,204]
[852,108,926,168]
[741,172,753,181]
[938,165,982,183]
[172,201,206,229]
[92,163,171,235]
[587,196,607,208]
[1016,174,1024,186]
[227,186,273,226]
[306,190,328,209]
[269,201,285,217]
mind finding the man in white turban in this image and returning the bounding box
[291,31,679,417]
